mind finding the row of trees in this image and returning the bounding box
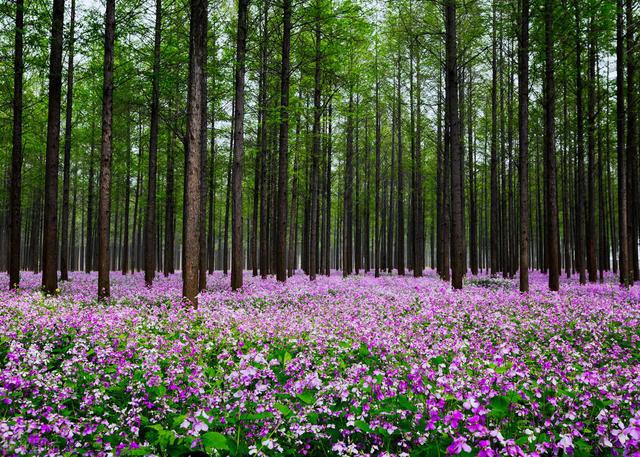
[1,0,638,304]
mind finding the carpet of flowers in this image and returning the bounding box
[1,270,640,456]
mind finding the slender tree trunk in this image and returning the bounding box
[276,0,292,282]
[324,102,332,276]
[586,17,597,282]
[9,0,24,288]
[86,118,96,273]
[42,0,65,294]
[231,0,248,290]
[183,0,206,303]
[468,71,478,276]
[97,0,115,300]
[445,0,464,289]
[164,130,175,276]
[617,0,630,286]
[490,5,499,277]
[573,0,586,285]
[626,0,638,284]
[544,0,560,291]
[145,0,162,286]
[309,8,321,281]
[396,56,405,276]
[518,0,530,292]
[121,112,132,275]
[375,56,381,278]
[413,47,424,277]
[343,90,354,277]
[199,17,209,292]
[60,0,75,282]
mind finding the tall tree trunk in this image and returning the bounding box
[9,0,24,288]
[145,0,162,286]
[309,7,321,281]
[343,89,354,277]
[518,0,530,292]
[468,71,478,276]
[626,0,638,284]
[413,47,424,277]
[586,17,597,282]
[324,102,332,276]
[199,16,209,292]
[60,0,75,282]
[42,0,65,294]
[183,0,206,303]
[276,0,292,282]
[574,0,586,285]
[396,56,405,276]
[375,55,381,278]
[86,118,96,273]
[97,0,115,300]
[445,0,464,289]
[490,5,499,277]
[544,0,560,291]
[164,130,175,276]
[121,111,132,275]
[617,0,630,286]
[231,0,248,290]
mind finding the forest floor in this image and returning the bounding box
[1,270,639,456]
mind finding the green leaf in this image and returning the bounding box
[275,403,294,418]
[297,390,315,405]
[489,395,510,419]
[201,432,230,451]
[354,420,372,433]
[283,351,293,365]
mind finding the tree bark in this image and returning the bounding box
[145,0,162,286]
[617,0,630,286]
[309,7,321,281]
[97,0,115,300]
[231,0,248,291]
[518,0,530,292]
[183,0,206,303]
[60,0,75,282]
[586,17,597,282]
[42,0,65,294]
[445,0,464,290]
[9,0,24,289]
[544,0,560,291]
[276,0,292,282]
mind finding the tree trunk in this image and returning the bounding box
[617,0,630,286]
[574,0,586,285]
[231,0,248,290]
[97,0,115,300]
[164,129,176,276]
[445,0,464,290]
[145,0,162,286]
[60,0,75,282]
[586,17,597,282]
[375,56,381,278]
[396,56,405,276]
[626,0,638,284]
[276,0,292,282]
[544,0,560,291]
[9,0,24,288]
[121,111,132,275]
[490,5,499,278]
[309,8,321,281]
[343,90,354,277]
[42,0,65,294]
[183,0,206,303]
[518,0,530,292]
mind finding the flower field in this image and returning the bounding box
[1,271,640,456]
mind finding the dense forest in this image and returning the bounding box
[0,0,639,304]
